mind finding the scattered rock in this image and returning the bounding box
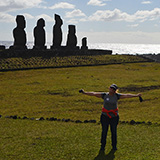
[39,117,45,120]
[12,115,18,119]
[65,119,70,122]
[1,114,159,126]
[89,120,96,123]
[49,117,57,121]
[84,120,89,123]
[36,117,45,121]
[119,121,126,124]
[130,120,136,125]
[75,120,82,123]
[22,116,28,119]
[62,118,66,122]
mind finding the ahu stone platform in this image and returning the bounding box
[0,47,112,58]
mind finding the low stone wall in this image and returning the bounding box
[0,48,112,58]
[142,54,160,62]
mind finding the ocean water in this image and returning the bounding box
[89,43,160,55]
[1,41,160,55]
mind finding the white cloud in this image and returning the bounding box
[135,8,160,21]
[49,2,75,9]
[0,12,53,24]
[0,0,43,12]
[35,14,53,22]
[128,24,139,28]
[88,9,135,22]
[87,0,106,6]
[79,18,88,22]
[65,9,86,18]
[22,13,34,19]
[0,12,14,23]
[141,1,152,4]
[87,8,160,23]
[66,19,78,24]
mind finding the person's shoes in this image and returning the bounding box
[99,147,105,153]
[99,148,105,155]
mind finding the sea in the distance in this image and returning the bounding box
[1,41,160,55]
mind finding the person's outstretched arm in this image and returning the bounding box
[79,89,102,98]
[120,93,142,99]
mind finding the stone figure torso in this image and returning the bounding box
[53,14,63,47]
[34,18,46,47]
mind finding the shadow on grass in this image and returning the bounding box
[94,149,116,160]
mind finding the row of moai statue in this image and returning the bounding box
[10,14,88,50]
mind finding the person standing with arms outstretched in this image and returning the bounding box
[79,84,142,151]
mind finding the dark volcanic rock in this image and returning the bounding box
[130,120,136,125]
[75,120,82,123]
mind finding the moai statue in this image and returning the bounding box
[66,25,77,48]
[51,14,63,49]
[33,18,46,49]
[10,15,27,49]
[81,37,88,50]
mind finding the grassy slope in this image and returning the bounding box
[0,54,149,70]
[0,62,160,123]
[0,119,159,160]
[0,56,160,160]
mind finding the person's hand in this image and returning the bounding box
[137,93,142,97]
[138,93,143,102]
[79,89,84,93]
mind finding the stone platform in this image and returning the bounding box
[0,48,112,58]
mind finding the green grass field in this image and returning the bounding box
[0,57,160,159]
[0,119,159,160]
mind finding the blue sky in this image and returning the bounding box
[0,0,160,45]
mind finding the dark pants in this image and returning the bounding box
[100,114,119,150]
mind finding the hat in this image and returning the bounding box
[110,84,118,90]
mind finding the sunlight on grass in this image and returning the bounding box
[0,60,160,159]
[0,62,160,123]
[0,119,159,160]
